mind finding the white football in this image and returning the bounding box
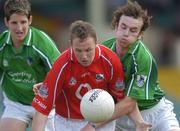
[80,89,115,123]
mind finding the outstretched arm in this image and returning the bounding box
[82,96,151,131]
[129,102,152,131]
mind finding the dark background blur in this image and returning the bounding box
[0,0,180,124]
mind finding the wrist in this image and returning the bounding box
[88,121,97,129]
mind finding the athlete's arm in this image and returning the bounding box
[81,96,135,129]
[87,96,151,131]
[129,102,152,131]
[32,111,48,131]
[33,82,43,95]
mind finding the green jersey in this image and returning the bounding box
[0,27,60,105]
[103,38,165,110]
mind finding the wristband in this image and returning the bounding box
[88,121,96,129]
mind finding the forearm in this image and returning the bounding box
[129,102,144,125]
[32,111,48,131]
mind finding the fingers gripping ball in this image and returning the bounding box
[80,89,115,123]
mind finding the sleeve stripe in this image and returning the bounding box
[101,55,113,80]
[127,44,139,96]
[0,43,6,52]
[140,41,153,99]
[32,45,52,68]
[127,42,153,99]
[52,62,69,115]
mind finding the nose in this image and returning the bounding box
[17,23,23,30]
[81,51,88,60]
[123,29,129,36]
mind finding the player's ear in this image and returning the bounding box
[28,15,32,25]
[138,31,144,40]
[4,17,8,27]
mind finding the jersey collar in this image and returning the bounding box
[112,38,140,55]
[6,28,32,46]
[127,40,141,54]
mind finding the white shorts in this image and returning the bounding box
[1,93,54,131]
[115,97,180,131]
[53,114,116,131]
[1,94,35,124]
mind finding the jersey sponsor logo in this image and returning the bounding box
[37,83,48,99]
[81,72,90,78]
[33,97,47,109]
[89,89,102,102]
[75,83,92,100]
[115,79,125,90]
[69,77,77,86]
[27,57,33,66]
[136,75,147,87]
[96,74,104,81]
[3,59,8,67]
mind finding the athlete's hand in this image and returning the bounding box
[33,82,43,95]
[135,121,152,131]
[80,123,95,131]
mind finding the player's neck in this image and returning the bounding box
[115,42,128,57]
[12,39,23,49]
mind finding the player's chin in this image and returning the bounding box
[81,62,90,67]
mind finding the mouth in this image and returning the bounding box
[15,31,24,37]
[120,38,128,43]
[81,60,89,66]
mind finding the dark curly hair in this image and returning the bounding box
[111,0,152,32]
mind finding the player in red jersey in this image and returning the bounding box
[31,20,151,131]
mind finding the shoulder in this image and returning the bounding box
[30,27,60,54]
[102,38,116,48]
[136,41,153,60]
[30,27,56,46]
[0,30,9,47]
[130,40,154,66]
[99,44,117,56]
[53,49,71,67]
[98,44,121,64]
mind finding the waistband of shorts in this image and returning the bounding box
[141,97,165,113]
[56,114,85,122]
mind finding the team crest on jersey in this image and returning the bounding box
[96,74,104,81]
[3,59,8,67]
[37,83,48,99]
[27,57,33,66]
[69,77,77,86]
[136,75,147,87]
[115,79,125,90]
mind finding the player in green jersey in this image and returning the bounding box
[103,1,180,131]
[0,0,60,131]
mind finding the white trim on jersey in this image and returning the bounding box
[26,29,32,46]
[0,43,6,51]
[39,30,60,53]
[32,45,52,69]
[52,61,70,117]
[62,90,70,118]
[139,41,153,100]
[127,43,139,96]
[101,55,113,80]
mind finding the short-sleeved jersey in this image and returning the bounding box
[0,27,60,105]
[32,44,125,119]
[103,38,165,110]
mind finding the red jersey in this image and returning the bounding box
[32,44,125,119]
